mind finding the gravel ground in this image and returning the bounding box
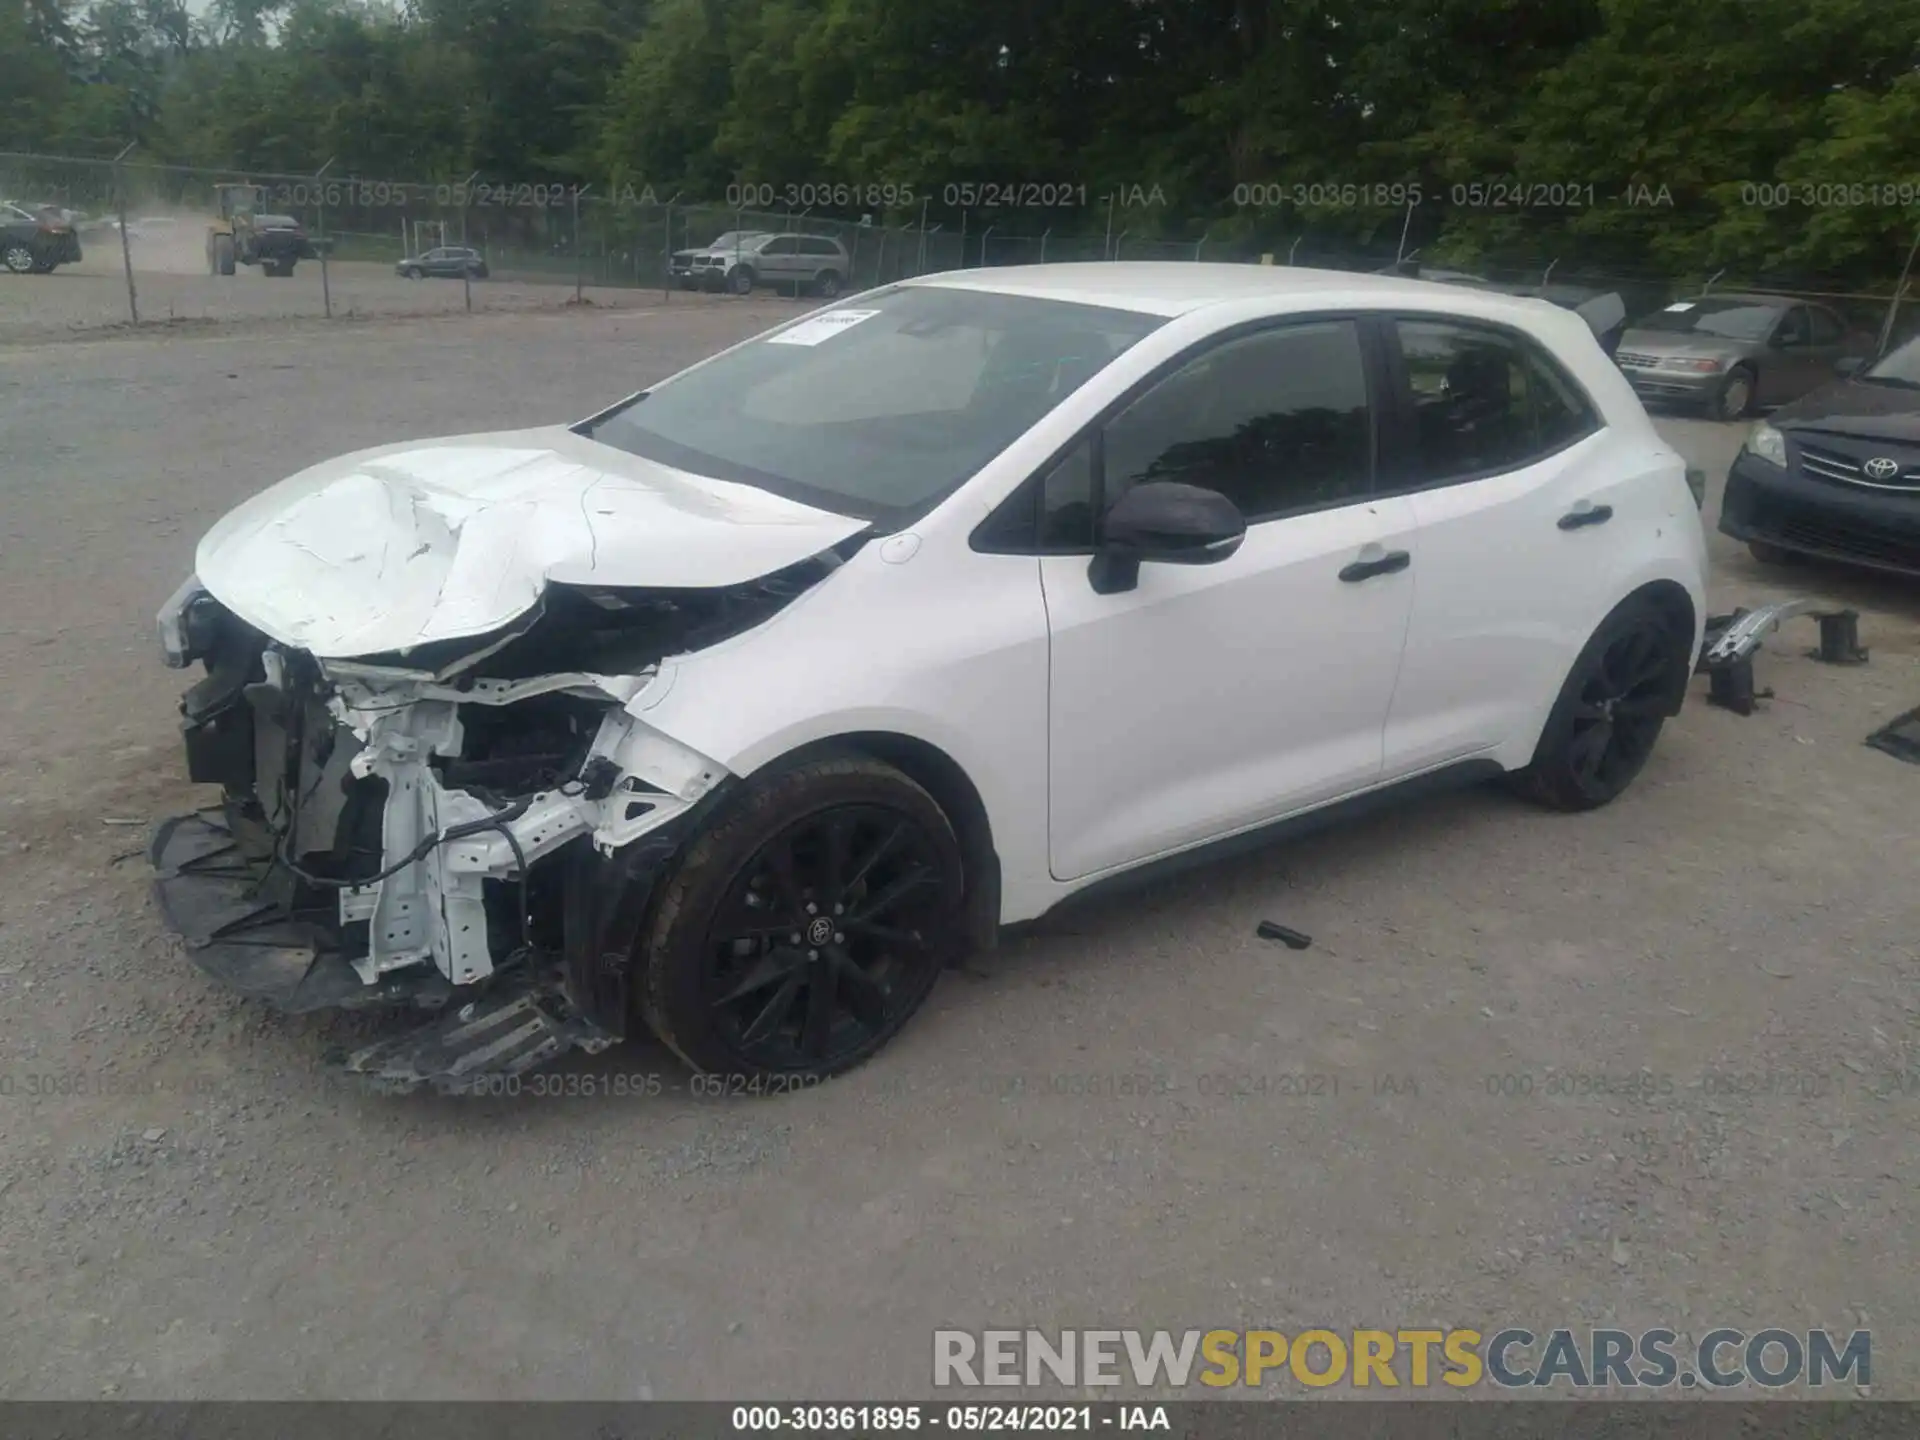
[0,302,1917,1400]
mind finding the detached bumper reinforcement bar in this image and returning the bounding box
[1696,601,1869,715]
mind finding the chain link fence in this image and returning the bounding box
[5,150,1918,350]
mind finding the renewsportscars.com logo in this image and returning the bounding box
[933,1328,1871,1390]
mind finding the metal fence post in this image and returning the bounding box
[917,196,930,272]
[979,225,994,268]
[1288,235,1303,265]
[111,141,138,326]
[1877,223,1920,356]
[663,194,680,301]
[572,184,592,303]
[315,156,335,318]
[461,170,479,313]
[1040,228,1050,263]
[1394,197,1415,266]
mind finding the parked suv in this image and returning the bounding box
[1,201,82,274]
[396,246,489,280]
[675,231,851,296]
[670,231,769,290]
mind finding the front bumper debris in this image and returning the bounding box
[331,974,618,1094]
[1696,601,1869,716]
[148,597,735,1088]
[151,808,452,1013]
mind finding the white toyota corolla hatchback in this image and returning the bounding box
[151,263,1709,1091]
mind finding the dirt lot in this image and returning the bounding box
[0,299,1916,1401]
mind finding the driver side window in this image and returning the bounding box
[1099,320,1373,522]
[1774,307,1811,346]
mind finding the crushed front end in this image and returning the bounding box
[147,576,773,1092]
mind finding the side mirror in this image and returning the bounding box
[1088,481,1247,595]
[1834,355,1866,378]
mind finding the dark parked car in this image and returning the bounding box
[1,200,82,273]
[1614,294,1869,421]
[396,245,489,280]
[1720,333,1920,577]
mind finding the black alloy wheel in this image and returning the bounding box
[1517,598,1686,811]
[640,758,966,1080]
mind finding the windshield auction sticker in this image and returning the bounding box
[766,309,882,346]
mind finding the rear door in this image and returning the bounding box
[1378,315,1629,775]
[757,236,798,282]
[1759,305,1818,405]
[1802,304,1851,391]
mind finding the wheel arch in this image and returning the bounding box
[1625,577,1698,715]
[1499,574,1701,773]
[747,731,1003,953]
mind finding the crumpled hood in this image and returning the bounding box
[195,425,867,658]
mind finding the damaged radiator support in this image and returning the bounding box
[155,641,734,1092]
[1696,601,1868,715]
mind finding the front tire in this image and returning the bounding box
[726,264,755,296]
[1514,595,1690,812]
[1710,365,1756,422]
[814,269,842,298]
[214,236,236,276]
[638,757,967,1081]
[1747,539,1798,565]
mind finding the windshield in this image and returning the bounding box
[1633,298,1783,342]
[1862,333,1920,387]
[582,284,1165,517]
[706,231,759,250]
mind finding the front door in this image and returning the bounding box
[1041,317,1416,881]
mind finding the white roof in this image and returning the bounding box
[909,261,1557,323]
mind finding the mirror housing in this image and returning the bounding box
[1834,355,1866,378]
[1088,481,1247,595]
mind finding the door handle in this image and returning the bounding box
[1338,549,1411,583]
[1558,503,1614,530]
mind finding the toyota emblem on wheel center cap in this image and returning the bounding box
[1864,456,1901,481]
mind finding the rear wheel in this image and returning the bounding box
[814,269,842,298]
[2,242,37,274]
[639,756,967,1081]
[1514,595,1690,812]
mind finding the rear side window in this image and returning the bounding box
[1393,320,1598,484]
